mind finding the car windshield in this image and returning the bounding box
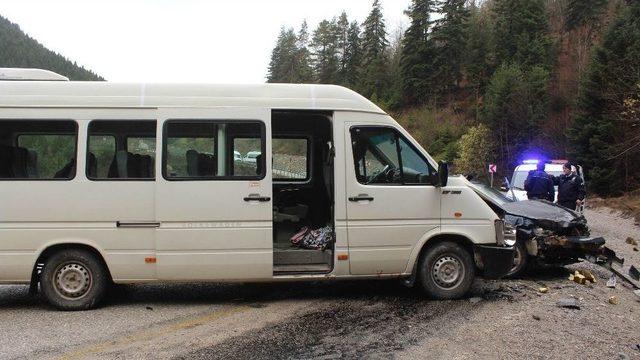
[511,170,563,189]
[469,182,515,206]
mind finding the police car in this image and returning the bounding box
[502,160,585,205]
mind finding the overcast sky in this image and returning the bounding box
[0,0,411,83]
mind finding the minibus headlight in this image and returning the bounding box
[495,219,505,246]
[503,223,517,247]
[495,220,516,247]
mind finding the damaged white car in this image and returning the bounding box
[469,182,609,277]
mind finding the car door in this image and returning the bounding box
[155,107,272,280]
[344,117,441,275]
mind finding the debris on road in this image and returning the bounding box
[569,270,596,285]
[607,275,617,288]
[626,237,638,246]
[532,314,541,321]
[556,298,581,309]
[469,297,483,304]
[634,289,640,298]
[146,306,153,311]
[538,287,548,294]
[608,296,619,305]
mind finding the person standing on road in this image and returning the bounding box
[555,162,586,211]
[524,162,555,201]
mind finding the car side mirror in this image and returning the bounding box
[436,161,448,187]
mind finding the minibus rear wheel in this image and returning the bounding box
[40,249,108,311]
[418,242,475,299]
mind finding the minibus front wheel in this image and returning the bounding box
[40,249,108,311]
[418,241,475,299]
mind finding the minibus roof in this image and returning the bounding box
[0,80,386,114]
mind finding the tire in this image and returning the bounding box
[505,241,529,278]
[418,242,475,300]
[40,249,108,311]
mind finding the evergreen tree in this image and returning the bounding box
[310,19,341,84]
[336,12,350,83]
[295,20,314,82]
[465,3,494,116]
[360,0,390,99]
[431,0,470,97]
[267,27,298,83]
[568,2,640,195]
[343,21,363,88]
[492,0,552,70]
[399,0,437,105]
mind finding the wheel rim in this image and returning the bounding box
[53,262,93,300]
[431,255,464,290]
[508,244,524,276]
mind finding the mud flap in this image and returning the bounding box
[474,245,515,279]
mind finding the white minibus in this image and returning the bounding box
[0,68,513,310]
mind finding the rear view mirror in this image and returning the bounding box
[437,161,448,187]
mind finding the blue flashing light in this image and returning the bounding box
[522,159,540,164]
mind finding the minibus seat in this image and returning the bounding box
[87,152,98,178]
[107,151,154,178]
[186,150,215,177]
[0,145,13,177]
[26,150,38,178]
[133,153,154,178]
[255,154,264,175]
[54,159,75,178]
[10,146,30,178]
[186,150,199,176]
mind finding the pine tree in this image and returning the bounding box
[295,20,314,82]
[492,0,552,70]
[465,3,493,116]
[343,21,363,88]
[360,0,390,99]
[568,2,640,195]
[267,27,298,83]
[431,0,470,96]
[310,19,341,84]
[399,0,437,105]
[336,12,350,83]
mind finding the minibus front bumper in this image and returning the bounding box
[474,245,515,279]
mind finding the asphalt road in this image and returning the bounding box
[1,207,639,359]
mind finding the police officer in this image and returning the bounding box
[524,162,555,201]
[555,162,586,210]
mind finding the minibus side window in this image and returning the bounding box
[0,120,77,180]
[87,120,156,180]
[350,126,434,185]
[164,121,265,180]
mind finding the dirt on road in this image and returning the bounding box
[0,207,639,360]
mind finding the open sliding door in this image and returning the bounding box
[155,107,272,281]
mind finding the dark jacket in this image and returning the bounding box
[524,170,555,201]
[555,173,586,204]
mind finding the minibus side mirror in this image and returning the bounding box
[436,161,448,187]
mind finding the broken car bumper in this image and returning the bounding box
[474,245,515,279]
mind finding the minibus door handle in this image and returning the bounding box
[243,194,271,202]
[348,194,374,202]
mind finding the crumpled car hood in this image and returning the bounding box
[502,200,587,231]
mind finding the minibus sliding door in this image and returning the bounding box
[155,108,273,281]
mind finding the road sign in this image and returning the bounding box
[489,164,497,173]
